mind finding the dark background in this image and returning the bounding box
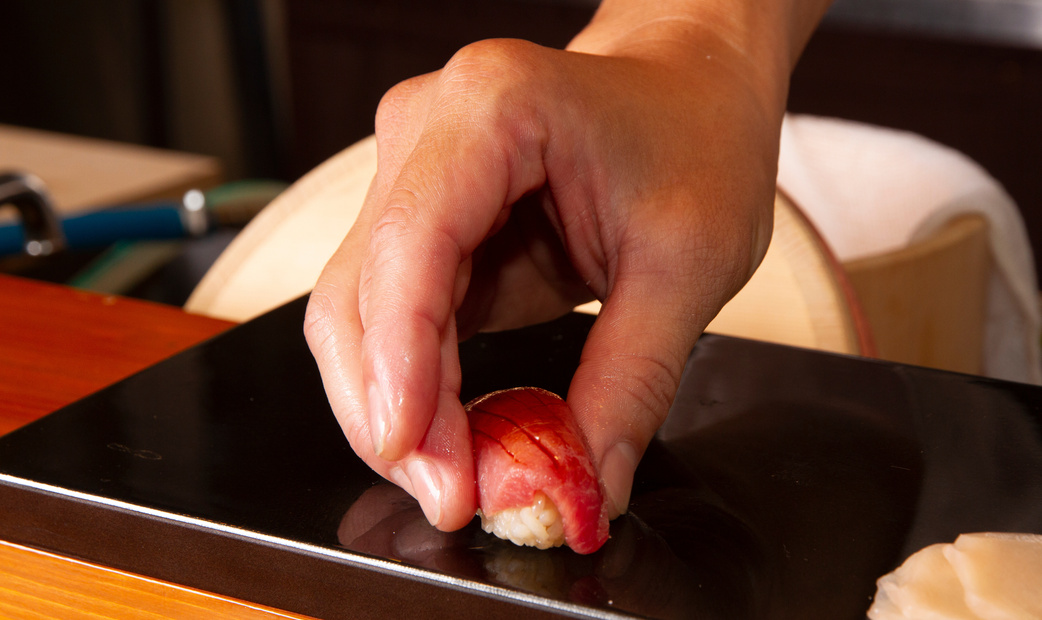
[3,0,1040,281]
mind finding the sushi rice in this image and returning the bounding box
[479,491,565,549]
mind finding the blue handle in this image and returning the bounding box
[0,202,201,255]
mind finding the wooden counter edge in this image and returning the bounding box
[0,540,316,619]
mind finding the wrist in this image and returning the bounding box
[566,0,830,115]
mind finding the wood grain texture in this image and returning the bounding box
[0,274,234,435]
[0,541,315,619]
[845,215,990,374]
[703,191,873,356]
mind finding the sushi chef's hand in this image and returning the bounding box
[305,0,831,531]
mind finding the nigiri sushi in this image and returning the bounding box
[466,387,609,554]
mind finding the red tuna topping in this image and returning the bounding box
[466,387,609,554]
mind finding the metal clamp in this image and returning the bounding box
[0,171,66,256]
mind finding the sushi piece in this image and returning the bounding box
[466,387,609,554]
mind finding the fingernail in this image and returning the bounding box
[388,465,410,492]
[368,382,389,457]
[600,441,639,518]
[407,460,443,527]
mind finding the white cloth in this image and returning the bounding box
[777,113,1041,385]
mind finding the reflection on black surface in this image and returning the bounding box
[337,482,758,619]
[337,396,921,620]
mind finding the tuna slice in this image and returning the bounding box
[466,387,609,554]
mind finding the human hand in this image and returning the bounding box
[305,0,831,532]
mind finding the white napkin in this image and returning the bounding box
[777,113,1041,384]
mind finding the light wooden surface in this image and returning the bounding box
[845,215,991,375]
[0,123,222,220]
[0,275,315,618]
[186,135,377,322]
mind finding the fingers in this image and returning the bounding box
[566,206,758,519]
[358,127,546,462]
[304,171,476,529]
[306,257,477,531]
[357,40,571,463]
[307,34,782,533]
[568,284,703,520]
[310,41,562,530]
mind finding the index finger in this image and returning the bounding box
[358,108,550,462]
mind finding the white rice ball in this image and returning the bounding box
[479,491,565,550]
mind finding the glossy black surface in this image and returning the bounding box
[2,296,1042,619]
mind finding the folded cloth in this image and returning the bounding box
[777,113,1041,385]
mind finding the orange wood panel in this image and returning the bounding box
[0,274,235,435]
[0,540,315,620]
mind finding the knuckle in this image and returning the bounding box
[343,418,374,459]
[375,76,425,135]
[617,352,683,429]
[303,286,339,354]
[368,199,419,249]
[446,38,538,76]
[438,39,543,119]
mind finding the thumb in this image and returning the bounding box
[567,278,712,519]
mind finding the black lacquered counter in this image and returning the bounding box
[1,296,1040,619]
